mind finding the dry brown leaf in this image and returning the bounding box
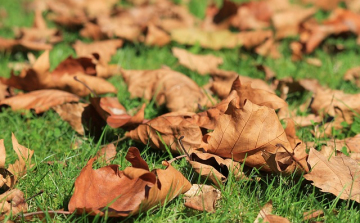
[73,39,123,64]
[263,119,309,174]
[202,98,292,169]
[90,97,145,129]
[68,147,191,217]
[303,209,324,221]
[210,69,274,99]
[80,22,105,40]
[0,10,62,52]
[184,184,221,213]
[172,47,223,75]
[230,1,272,31]
[231,77,287,110]
[302,0,344,10]
[187,152,244,187]
[306,57,322,67]
[170,28,271,50]
[254,201,290,223]
[311,88,360,126]
[126,113,203,154]
[95,144,116,164]
[304,148,360,203]
[0,89,80,114]
[0,134,34,190]
[272,6,316,39]
[53,102,88,135]
[145,24,171,46]
[121,68,212,112]
[0,51,117,96]
[319,134,360,154]
[292,114,322,127]
[344,66,360,87]
[255,37,281,59]
[0,189,28,219]
[303,9,360,53]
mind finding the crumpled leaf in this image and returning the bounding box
[184,184,221,213]
[187,152,245,187]
[311,88,360,127]
[53,102,88,135]
[0,10,62,52]
[0,134,34,190]
[0,189,28,219]
[210,69,274,99]
[90,97,145,129]
[304,148,360,203]
[0,50,117,96]
[72,39,123,64]
[172,47,223,75]
[302,9,360,53]
[272,6,316,39]
[68,147,191,217]
[121,68,212,112]
[0,89,80,114]
[202,97,292,169]
[231,77,287,110]
[262,119,309,174]
[126,112,203,154]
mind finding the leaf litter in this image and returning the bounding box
[1,0,360,220]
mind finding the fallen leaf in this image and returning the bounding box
[184,184,221,213]
[202,98,292,169]
[0,89,79,114]
[0,9,62,52]
[210,69,274,99]
[272,6,316,39]
[254,201,272,223]
[254,201,290,223]
[304,148,360,203]
[292,114,322,127]
[0,134,34,190]
[303,9,360,53]
[121,68,212,112]
[68,147,191,217]
[126,112,203,154]
[255,37,281,59]
[231,77,287,110]
[303,209,324,221]
[187,152,244,187]
[302,0,344,10]
[0,189,28,220]
[80,22,106,40]
[170,28,271,50]
[311,88,360,126]
[73,39,123,64]
[95,144,117,164]
[344,66,360,87]
[53,102,88,135]
[306,57,322,67]
[144,24,171,46]
[230,1,272,31]
[0,51,117,96]
[90,97,145,129]
[172,47,223,75]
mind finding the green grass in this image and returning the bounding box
[1,0,360,222]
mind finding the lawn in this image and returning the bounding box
[1,0,360,222]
